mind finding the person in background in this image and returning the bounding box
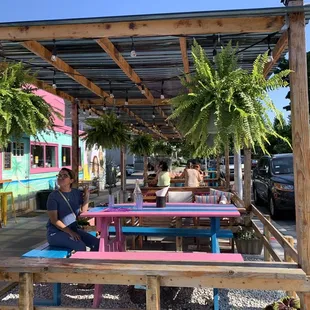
[46,168,99,252]
[183,162,202,187]
[154,161,172,186]
[194,163,204,176]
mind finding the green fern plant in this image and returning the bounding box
[0,62,60,148]
[168,40,291,156]
[81,112,130,149]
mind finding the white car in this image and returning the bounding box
[220,156,244,180]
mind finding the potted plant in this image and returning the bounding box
[264,296,300,310]
[234,226,263,255]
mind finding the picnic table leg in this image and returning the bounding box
[176,217,182,251]
[115,217,126,252]
[93,217,111,308]
[211,217,220,310]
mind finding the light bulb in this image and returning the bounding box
[165,122,169,126]
[52,83,57,89]
[141,85,145,94]
[117,113,120,119]
[83,109,86,115]
[212,48,217,63]
[51,54,57,62]
[125,100,128,105]
[102,105,107,111]
[160,94,165,100]
[267,49,273,63]
[130,49,137,58]
[152,114,155,119]
[109,93,114,99]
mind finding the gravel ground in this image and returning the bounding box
[0,255,286,310]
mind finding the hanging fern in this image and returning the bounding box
[0,62,60,148]
[168,40,291,154]
[128,133,154,157]
[81,112,130,149]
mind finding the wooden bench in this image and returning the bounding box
[22,242,72,306]
[71,251,244,310]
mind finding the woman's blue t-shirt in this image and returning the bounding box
[46,189,83,234]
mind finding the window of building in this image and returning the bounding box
[3,143,12,169]
[12,142,24,156]
[31,144,58,170]
[62,147,71,166]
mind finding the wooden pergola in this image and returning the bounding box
[1,0,310,308]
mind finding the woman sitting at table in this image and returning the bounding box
[182,162,202,187]
[153,161,172,186]
[46,168,99,252]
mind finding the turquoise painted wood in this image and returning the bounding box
[22,242,71,306]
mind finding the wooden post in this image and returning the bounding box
[19,272,33,310]
[176,217,182,251]
[71,99,79,188]
[143,155,148,187]
[120,146,126,203]
[225,144,230,189]
[146,275,161,310]
[243,148,252,210]
[284,236,297,298]
[264,215,271,262]
[288,1,310,307]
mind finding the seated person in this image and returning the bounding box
[46,168,99,252]
[182,163,202,187]
[153,162,172,186]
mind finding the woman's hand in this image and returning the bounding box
[68,230,81,241]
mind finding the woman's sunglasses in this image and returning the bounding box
[56,173,70,179]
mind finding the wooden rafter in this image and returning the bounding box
[0,16,284,41]
[179,37,191,82]
[22,40,165,139]
[80,98,170,107]
[263,30,288,78]
[22,41,113,104]
[96,37,181,138]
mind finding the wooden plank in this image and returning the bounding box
[80,98,170,107]
[19,272,33,310]
[0,16,284,40]
[96,38,181,138]
[0,272,19,282]
[0,307,135,310]
[251,220,282,262]
[179,37,191,82]
[251,205,298,262]
[21,41,113,104]
[288,3,310,276]
[263,30,288,78]
[264,215,272,262]
[71,99,79,188]
[146,275,160,310]
[285,236,297,298]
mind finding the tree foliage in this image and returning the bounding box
[81,112,130,149]
[0,62,59,148]
[168,41,291,156]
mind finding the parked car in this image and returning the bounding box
[252,153,294,219]
[126,165,134,176]
[251,159,258,169]
[220,155,244,180]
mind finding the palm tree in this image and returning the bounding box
[0,62,59,148]
[128,133,154,186]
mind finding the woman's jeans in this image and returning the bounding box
[47,222,99,251]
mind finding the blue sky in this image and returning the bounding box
[1,0,308,122]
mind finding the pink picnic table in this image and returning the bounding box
[80,202,240,308]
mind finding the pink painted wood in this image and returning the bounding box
[71,251,244,262]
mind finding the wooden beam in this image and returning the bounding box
[96,37,181,137]
[263,30,288,78]
[21,41,113,104]
[288,0,310,280]
[146,276,161,310]
[179,37,191,82]
[19,273,33,310]
[71,99,79,188]
[80,98,170,107]
[0,16,284,41]
[0,258,309,292]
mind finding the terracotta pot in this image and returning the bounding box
[235,238,263,255]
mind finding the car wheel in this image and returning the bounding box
[269,195,280,219]
[253,185,263,205]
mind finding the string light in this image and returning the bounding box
[88,108,92,116]
[160,81,165,100]
[267,38,274,63]
[117,108,120,119]
[51,39,57,62]
[52,70,57,89]
[82,108,86,115]
[102,103,107,111]
[141,84,145,95]
[152,107,155,119]
[165,122,169,126]
[212,34,218,63]
[109,81,114,98]
[125,90,129,105]
[130,37,137,58]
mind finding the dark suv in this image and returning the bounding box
[252,153,294,219]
